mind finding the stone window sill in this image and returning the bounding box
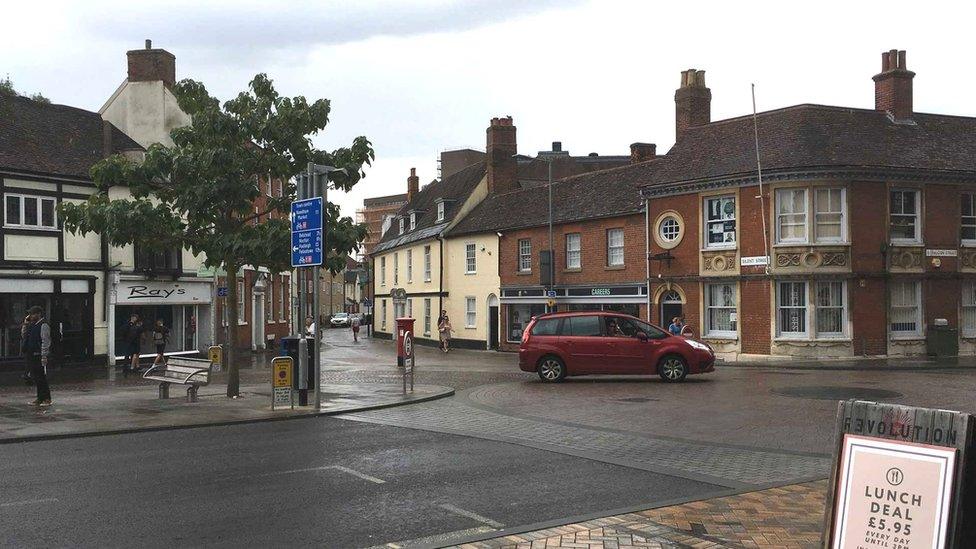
[563,268,582,273]
[604,265,626,271]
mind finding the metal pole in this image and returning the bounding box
[313,165,324,411]
[548,159,554,309]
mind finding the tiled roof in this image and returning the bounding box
[448,159,660,236]
[0,93,142,179]
[643,104,976,193]
[374,161,486,252]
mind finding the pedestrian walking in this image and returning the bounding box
[351,314,361,342]
[304,316,316,339]
[668,317,683,336]
[151,319,170,368]
[437,311,453,353]
[23,306,51,407]
[123,314,144,373]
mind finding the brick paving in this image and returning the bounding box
[450,480,826,549]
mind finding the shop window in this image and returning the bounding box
[890,189,920,244]
[565,233,581,269]
[423,298,431,336]
[465,296,476,327]
[704,283,737,338]
[518,239,532,272]
[508,304,545,342]
[4,194,57,230]
[775,189,808,243]
[380,257,386,286]
[776,281,807,337]
[890,281,921,337]
[424,246,432,282]
[962,194,976,244]
[407,249,413,282]
[465,243,476,274]
[704,196,735,248]
[963,283,976,337]
[607,229,624,266]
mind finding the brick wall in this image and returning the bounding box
[739,279,771,354]
[850,280,886,355]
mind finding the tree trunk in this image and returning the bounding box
[226,262,240,397]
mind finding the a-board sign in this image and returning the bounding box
[823,400,975,548]
[271,356,294,410]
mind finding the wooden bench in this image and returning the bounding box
[143,357,214,402]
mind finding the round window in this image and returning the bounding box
[659,217,681,241]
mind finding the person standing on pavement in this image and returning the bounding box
[151,319,170,368]
[351,314,361,342]
[304,316,316,339]
[22,306,51,407]
[123,314,145,373]
[437,311,453,353]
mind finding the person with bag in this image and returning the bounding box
[23,306,52,407]
[151,319,170,368]
[123,314,145,374]
[437,311,453,353]
[351,314,361,342]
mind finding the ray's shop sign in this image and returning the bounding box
[118,282,211,304]
[823,401,976,548]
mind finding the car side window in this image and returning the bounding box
[566,316,602,337]
[634,319,668,339]
[605,316,636,337]
[531,318,560,336]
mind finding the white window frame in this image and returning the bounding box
[423,298,432,336]
[518,239,532,272]
[776,281,808,338]
[813,280,846,338]
[658,216,681,243]
[436,202,445,222]
[703,195,736,249]
[704,283,737,338]
[409,212,416,231]
[962,193,976,245]
[380,257,387,286]
[399,218,404,235]
[813,187,847,243]
[423,245,432,282]
[890,189,921,245]
[775,188,808,244]
[890,280,922,338]
[607,228,624,266]
[393,253,399,285]
[565,233,581,269]
[381,300,387,330]
[406,249,413,283]
[237,280,247,325]
[4,194,58,230]
[465,243,476,274]
[465,296,476,328]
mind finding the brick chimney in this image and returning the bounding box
[486,116,518,195]
[873,49,915,122]
[630,142,657,163]
[674,69,711,141]
[407,167,419,202]
[127,39,176,88]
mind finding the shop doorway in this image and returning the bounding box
[487,294,499,350]
[659,290,683,327]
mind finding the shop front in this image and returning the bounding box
[112,278,213,361]
[500,284,647,350]
[0,277,95,369]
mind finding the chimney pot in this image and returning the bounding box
[630,142,657,163]
[407,167,420,202]
[145,39,152,50]
[674,68,711,142]
[552,141,562,152]
[486,116,518,195]
[127,41,176,88]
[873,48,915,121]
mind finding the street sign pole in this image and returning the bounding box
[312,162,322,412]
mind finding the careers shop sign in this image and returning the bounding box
[823,401,975,548]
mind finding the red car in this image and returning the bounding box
[518,311,715,383]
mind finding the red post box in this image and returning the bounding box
[395,317,416,368]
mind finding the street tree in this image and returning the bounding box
[61,74,373,397]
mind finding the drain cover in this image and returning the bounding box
[772,386,902,401]
[616,397,658,403]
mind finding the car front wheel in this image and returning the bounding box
[537,356,566,383]
[658,355,688,383]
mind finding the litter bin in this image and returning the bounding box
[280,336,315,390]
[926,320,958,357]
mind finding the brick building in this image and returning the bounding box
[357,193,407,260]
[642,50,976,359]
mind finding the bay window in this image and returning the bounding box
[704,195,735,248]
[565,233,581,269]
[704,283,737,338]
[890,280,922,337]
[890,189,920,243]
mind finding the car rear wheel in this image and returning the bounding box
[658,355,688,383]
[537,356,566,383]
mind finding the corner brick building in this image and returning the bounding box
[642,50,976,359]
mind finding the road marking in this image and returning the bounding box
[438,503,504,528]
[1,498,58,508]
[245,465,385,484]
[369,526,496,549]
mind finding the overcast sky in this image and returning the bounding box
[3,1,973,218]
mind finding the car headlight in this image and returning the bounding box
[686,339,711,352]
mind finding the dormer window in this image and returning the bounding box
[437,202,445,222]
[399,217,404,235]
[409,212,416,230]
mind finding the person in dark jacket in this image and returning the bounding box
[123,315,144,373]
[22,306,51,407]
[151,319,170,368]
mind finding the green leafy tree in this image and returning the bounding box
[0,76,50,103]
[61,74,373,397]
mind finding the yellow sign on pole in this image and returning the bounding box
[272,356,293,388]
[209,345,222,366]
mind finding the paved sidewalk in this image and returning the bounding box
[449,480,826,549]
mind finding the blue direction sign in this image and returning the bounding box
[291,197,323,267]
[216,286,229,297]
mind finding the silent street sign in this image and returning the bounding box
[822,400,975,548]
